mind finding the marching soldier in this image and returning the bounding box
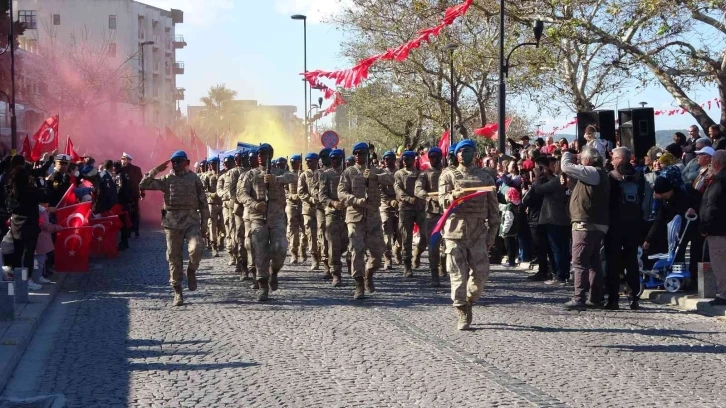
[415,146,445,287]
[395,150,427,278]
[319,148,349,286]
[239,144,296,301]
[438,139,500,330]
[197,160,210,248]
[218,155,237,266]
[285,154,306,263]
[298,153,321,271]
[140,151,210,306]
[204,157,225,256]
[238,148,259,282]
[379,150,401,269]
[338,142,394,299]
[314,148,332,278]
[228,151,249,278]
[345,155,355,168]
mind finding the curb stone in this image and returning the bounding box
[642,289,726,318]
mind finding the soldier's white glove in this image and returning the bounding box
[354,197,366,206]
[263,174,275,184]
[363,169,377,180]
[254,201,267,212]
[390,199,398,208]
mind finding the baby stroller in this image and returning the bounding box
[638,213,697,294]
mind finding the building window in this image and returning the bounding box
[19,11,38,29]
[53,14,60,25]
[109,15,117,30]
[109,42,116,57]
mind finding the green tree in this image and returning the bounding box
[194,84,240,143]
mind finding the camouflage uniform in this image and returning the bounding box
[285,170,306,261]
[228,166,248,273]
[338,164,394,292]
[415,165,445,284]
[313,168,329,274]
[217,169,237,264]
[236,167,257,278]
[319,166,349,282]
[394,167,427,274]
[379,167,401,267]
[239,166,296,284]
[139,168,210,290]
[198,171,211,248]
[438,164,500,309]
[204,170,225,252]
[297,169,320,266]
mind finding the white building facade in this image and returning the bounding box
[12,0,185,129]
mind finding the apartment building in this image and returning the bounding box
[12,0,186,129]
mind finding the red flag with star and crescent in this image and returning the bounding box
[30,115,60,162]
[55,227,93,272]
[89,216,123,258]
[18,136,32,161]
[55,202,92,228]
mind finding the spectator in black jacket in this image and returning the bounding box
[45,154,72,208]
[113,161,132,250]
[93,160,118,215]
[521,180,550,281]
[643,177,699,262]
[711,125,726,151]
[683,125,701,164]
[699,150,726,306]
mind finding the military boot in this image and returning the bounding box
[186,268,198,292]
[413,249,422,269]
[301,252,308,263]
[430,268,441,288]
[212,246,219,257]
[403,263,414,278]
[364,269,375,293]
[291,253,299,264]
[455,305,469,330]
[321,263,332,280]
[439,256,447,277]
[384,257,392,270]
[228,254,236,266]
[311,260,320,271]
[353,277,365,300]
[172,285,183,307]
[269,272,279,292]
[466,301,473,326]
[331,273,342,287]
[257,279,269,301]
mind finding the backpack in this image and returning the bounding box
[620,179,640,205]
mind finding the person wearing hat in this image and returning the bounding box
[228,151,250,278]
[644,174,699,255]
[297,152,322,271]
[338,142,394,299]
[319,148,350,286]
[217,155,237,266]
[204,157,224,256]
[692,146,715,193]
[438,138,500,330]
[239,143,297,301]
[140,150,210,306]
[415,146,446,287]
[45,153,72,207]
[112,160,132,251]
[314,148,332,277]
[285,154,306,264]
[379,150,402,269]
[445,144,458,173]
[119,152,144,237]
[345,155,355,168]
[395,150,427,278]
[237,148,260,282]
[93,160,118,215]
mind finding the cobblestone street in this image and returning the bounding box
[4,230,726,407]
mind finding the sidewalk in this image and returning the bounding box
[0,274,67,393]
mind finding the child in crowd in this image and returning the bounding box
[32,199,63,290]
[500,188,522,267]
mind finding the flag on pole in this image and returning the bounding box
[30,115,60,161]
[55,227,93,272]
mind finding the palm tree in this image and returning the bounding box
[196,84,239,146]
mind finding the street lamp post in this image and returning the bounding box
[139,40,155,125]
[8,0,17,151]
[498,3,544,153]
[444,44,458,144]
[291,14,308,149]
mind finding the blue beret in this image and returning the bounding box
[291,154,302,161]
[170,150,188,160]
[208,156,220,163]
[200,159,207,165]
[448,145,456,154]
[319,148,332,156]
[305,152,319,161]
[248,148,258,155]
[224,155,234,160]
[428,147,443,156]
[346,156,354,161]
[258,143,272,152]
[402,150,416,158]
[455,139,476,153]
[382,150,396,159]
[330,149,345,157]
[277,157,287,163]
[352,142,369,152]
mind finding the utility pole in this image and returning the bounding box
[9,0,17,151]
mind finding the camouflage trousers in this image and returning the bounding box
[347,212,385,279]
[286,206,307,257]
[381,210,401,262]
[243,218,256,274]
[223,203,237,257]
[302,213,319,261]
[399,210,427,266]
[316,208,328,265]
[445,219,491,307]
[250,215,288,280]
[164,224,202,287]
[325,212,349,276]
[234,211,248,272]
[208,204,224,249]
[426,213,445,275]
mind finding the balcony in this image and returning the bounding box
[173,61,184,75]
[174,87,185,101]
[173,35,187,49]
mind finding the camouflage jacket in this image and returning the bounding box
[319,167,345,216]
[285,170,302,209]
[217,169,233,209]
[239,167,296,221]
[379,167,397,214]
[394,167,425,212]
[297,169,317,216]
[204,171,222,205]
[415,167,444,215]
[227,166,245,216]
[139,168,210,230]
[337,164,394,223]
[438,164,500,240]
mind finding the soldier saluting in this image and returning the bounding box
[140,151,210,306]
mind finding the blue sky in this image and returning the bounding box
[146,0,720,135]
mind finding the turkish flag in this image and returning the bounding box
[438,130,450,153]
[55,227,93,272]
[56,185,79,209]
[55,202,92,228]
[64,136,81,162]
[18,136,32,161]
[89,216,122,258]
[30,115,60,162]
[105,204,132,228]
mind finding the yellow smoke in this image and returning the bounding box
[229,110,305,159]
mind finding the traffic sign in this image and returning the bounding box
[320,130,339,148]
